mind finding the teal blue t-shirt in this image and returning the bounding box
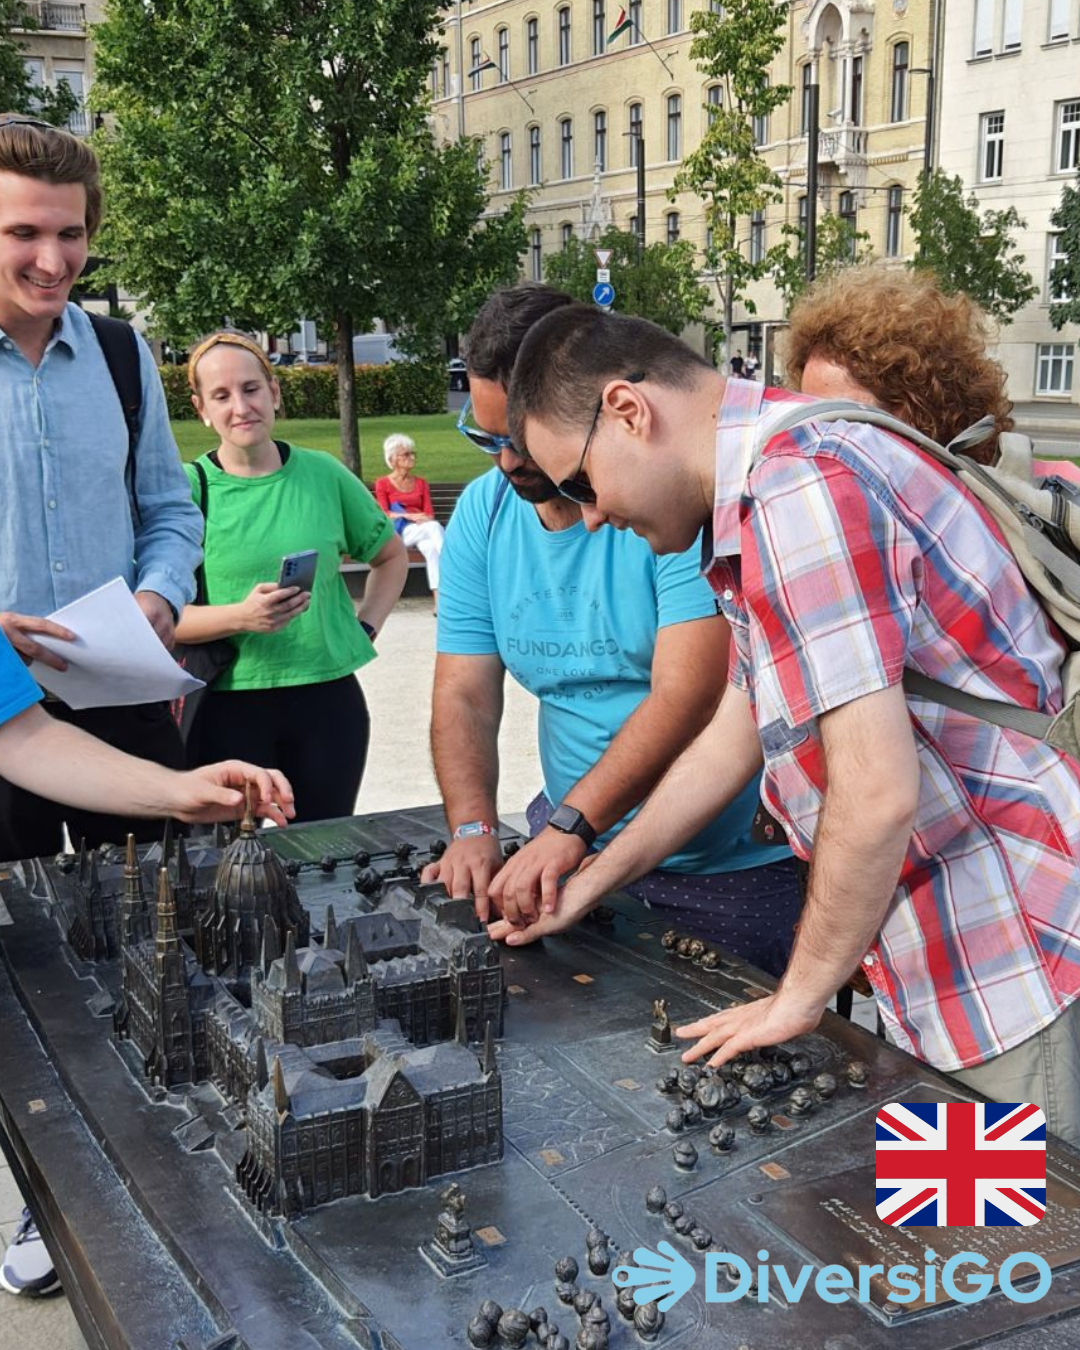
[0,630,41,728]
[437,470,790,875]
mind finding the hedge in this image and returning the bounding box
[159,360,446,421]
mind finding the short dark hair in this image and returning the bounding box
[0,114,102,237]
[465,283,576,387]
[508,305,713,447]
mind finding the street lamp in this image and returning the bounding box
[622,131,646,259]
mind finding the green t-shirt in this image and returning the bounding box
[186,445,394,691]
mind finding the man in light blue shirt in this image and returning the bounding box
[425,286,802,977]
[0,116,201,862]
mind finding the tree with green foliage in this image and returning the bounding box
[91,0,526,477]
[768,213,874,311]
[1049,170,1080,335]
[0,0,76,123]
[672,0,791,361]
[543,226,711,334]
[907,169,1036,324]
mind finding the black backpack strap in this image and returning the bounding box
[87,312,144,520]
[191,459,210,604]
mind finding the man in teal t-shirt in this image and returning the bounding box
[425,285,801,977]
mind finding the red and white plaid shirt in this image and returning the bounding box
[705,379,1080,1071]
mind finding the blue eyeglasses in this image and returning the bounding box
[456,396,517,456]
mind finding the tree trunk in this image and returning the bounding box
[336,311,360,478]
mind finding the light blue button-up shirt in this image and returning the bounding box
[0,303,202,618]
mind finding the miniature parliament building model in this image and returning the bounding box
[58,803,504,1218]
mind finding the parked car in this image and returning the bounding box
[448,358,469,392]
[295,352,331,366]
[267,351,298,367]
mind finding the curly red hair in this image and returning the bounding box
[781,267,1012,464]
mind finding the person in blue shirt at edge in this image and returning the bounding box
[0,115,202,864]
[422,284,802,977]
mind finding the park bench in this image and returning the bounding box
[341,481,466,597]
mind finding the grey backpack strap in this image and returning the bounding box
[902,670,1053,739]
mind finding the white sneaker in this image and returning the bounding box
[0,1208,59,1296]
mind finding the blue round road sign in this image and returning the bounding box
[592,281,615,307]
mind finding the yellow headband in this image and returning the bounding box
[187,332,275,391]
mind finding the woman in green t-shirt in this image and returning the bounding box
[176,332,408,821]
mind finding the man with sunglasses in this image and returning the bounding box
[423,284,802,977]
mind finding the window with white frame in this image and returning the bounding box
[666,94,681,161]
[529,125,542,184]
[469,37,482,91]
[973,0,993,55]
[667,0,682,34]
[1057,100,1080,173]
[629,0,642,43]
[980,110,1005,181]
[800,64,813,136]
[1048,0,1069,40]
[850,56,863,124]
[592,0,605,55]
[56,67,87,134]
[497,28,510,82]
[562,221,574,248]
[629,102,643,165]
[558,6,572,65]
[753,77,769,145]
[431,59,439,98]
[530,228,543,281]
[1002,0,1022,49]
[593,109,607,170]
[1036,343,1074,394]
[1048,234,1072,301]
[499,132,512,190]
[886,185,903,257]
[890,42,909,122]
[441,49,450,96]
[666,210,681,243]
[838,190,857,254]
[22,58,44,111]
[707,83,722,128]
[526,17,540,73]
[749,209,765,264]
[560,116,574,177]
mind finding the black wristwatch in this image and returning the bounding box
[548,803,597,848]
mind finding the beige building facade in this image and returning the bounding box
[432,0,932,369]
[14,0,101,134]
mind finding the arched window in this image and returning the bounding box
[628,101,643,166]
[469,36,482,91]
[891,41,909,122]
[497,27,510,82]
[886,185,903,256]
[526,16,540,73]
[592,0,606,55]
[666,94,682,161]
[530,228,543,280]
[666,210,681,243]
[593,109,607,171]
[560,116,574,177]
[749,209,765,263]
[838,189,857,255]
[529,124,542,185]
[800,63,813,135]
[499,131,512,191]
[561,221,575,248]
[707,83,722,129]
[667,0,682,34]
[558,6,572,65]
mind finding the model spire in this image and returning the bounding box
[482,1019,496,1076]
[260,916,280,974]
[344,924,369,984]
[324,905,339,952]
[283,930,301,991]
[255,1037,269,1091]
[272,1056,290,1115]
[240,781,256,835]
[455,999,468,1047]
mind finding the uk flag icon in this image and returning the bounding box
[876,1101,1046,1227]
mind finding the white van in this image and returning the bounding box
[352,332,405,365]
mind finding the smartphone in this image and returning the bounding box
[277,550,319,593]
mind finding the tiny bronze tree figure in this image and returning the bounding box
[649,997,672,1051]
[846,1059,870,1088]
[633,1300,665,1341]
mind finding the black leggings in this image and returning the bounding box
[190,676,370,824]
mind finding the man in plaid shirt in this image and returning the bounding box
[495,304,1080,1146]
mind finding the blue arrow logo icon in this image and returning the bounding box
[612,1240,697,1311]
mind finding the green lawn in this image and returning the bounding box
[171,412,491,486]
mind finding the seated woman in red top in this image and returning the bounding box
[374,434,446,611]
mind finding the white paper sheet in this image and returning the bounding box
[28,577,204,710]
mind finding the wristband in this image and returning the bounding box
[360,619,377,642]
[452,820,495,840]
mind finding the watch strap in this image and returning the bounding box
[548,803,597,848]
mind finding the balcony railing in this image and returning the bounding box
[817,124,868,188]
[15,1,86,32]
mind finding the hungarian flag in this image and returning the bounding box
[876,1102,1046,1227]
[468,52,498,77]
[607,7,633,43]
